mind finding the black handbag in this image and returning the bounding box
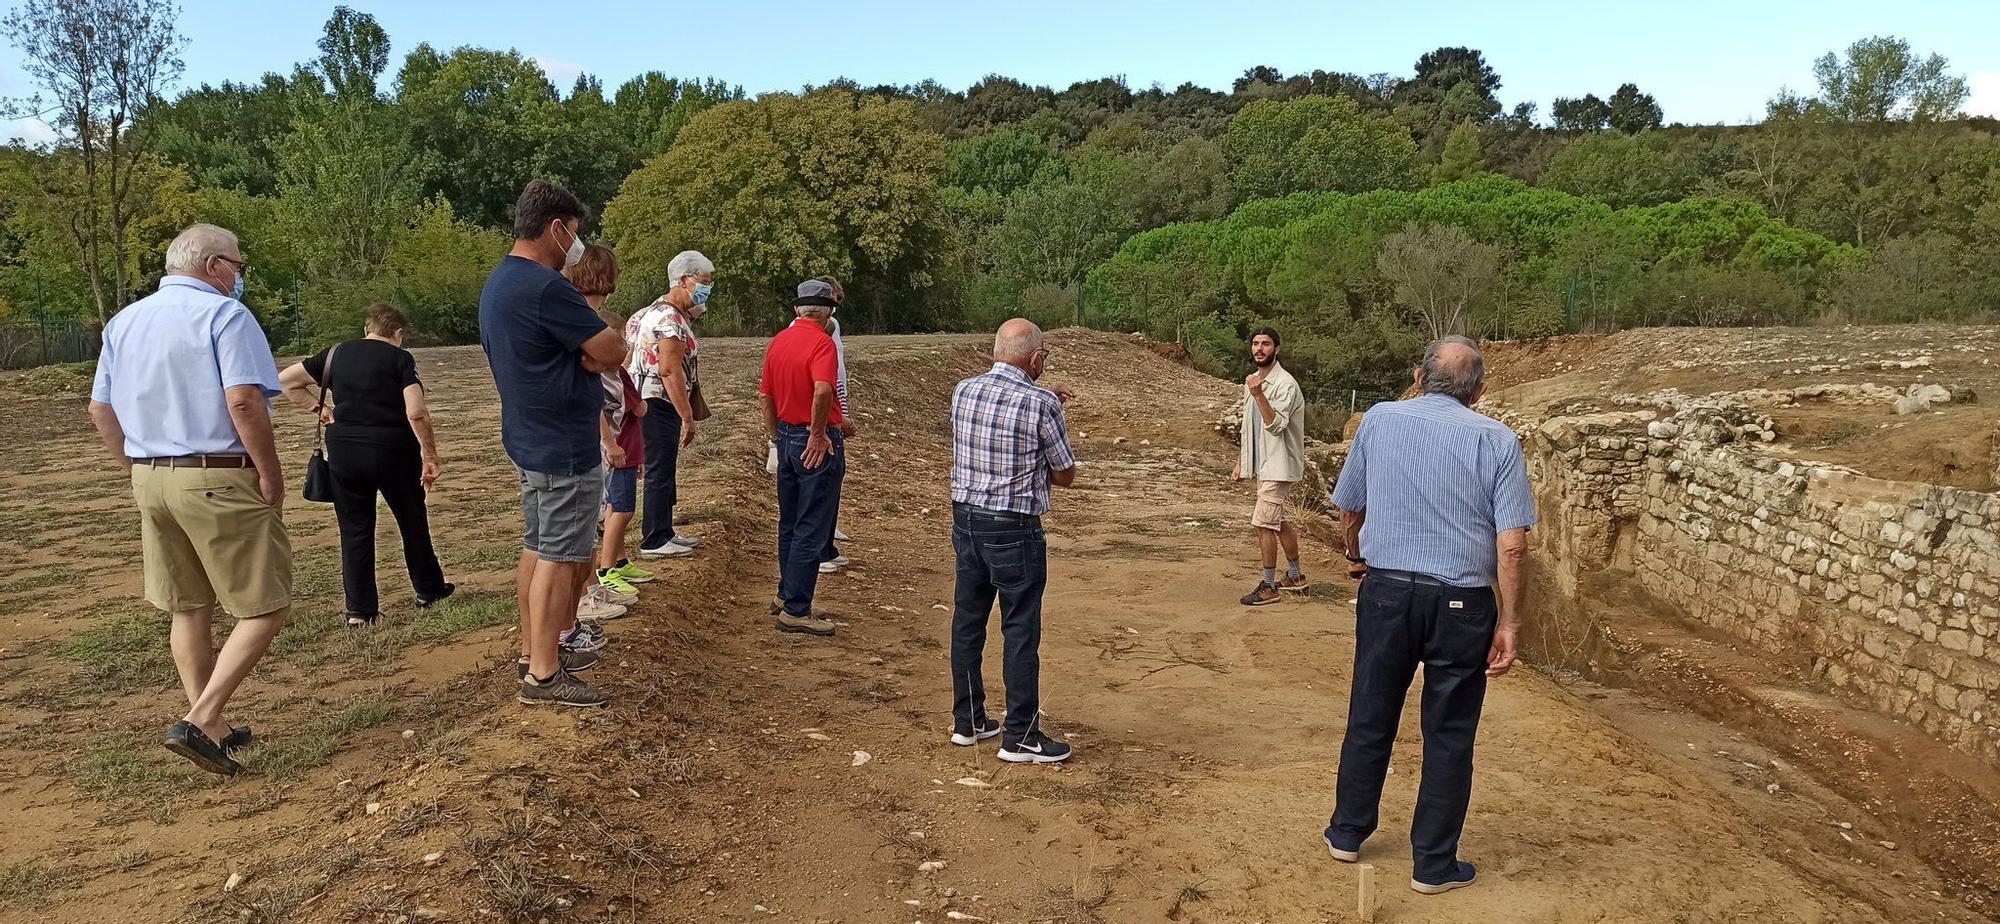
[302,344,338,503]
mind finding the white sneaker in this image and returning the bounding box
[818,556,851,574]
[833,528,850,542]
[576,594,628,622]
[589,582,638,606]
[667,534,699,549]
[639,538,696,558]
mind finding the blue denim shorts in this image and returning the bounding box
[518,465,604,563]
[605,465,637,514]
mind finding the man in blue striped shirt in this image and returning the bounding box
[947,319,1078,764]
[1320,336,1536,896]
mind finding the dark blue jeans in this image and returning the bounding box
[1327,570,1496,883]
[949,503,1047,743]
[775,424,844,616]
[640,398,681,549]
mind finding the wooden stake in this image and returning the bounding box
[1358,863,1378,922]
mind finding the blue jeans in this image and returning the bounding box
[1327,570,1495,883]
[640,398,681,549]
[949,503,1047,743]
[775,424,844,615]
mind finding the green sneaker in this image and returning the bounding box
[598,570,640,597]
[611,559,655,584]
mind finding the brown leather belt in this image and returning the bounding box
[133,454,255,469]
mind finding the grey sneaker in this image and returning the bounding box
[515,648,599,678]
[517,669,608,707]
[774,610,836,636]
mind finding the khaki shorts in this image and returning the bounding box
[133,465,293,618]
[1252,480,1294,531]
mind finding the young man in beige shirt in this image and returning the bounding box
[1233,327,1308,606]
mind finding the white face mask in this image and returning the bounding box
[558,222,585,267]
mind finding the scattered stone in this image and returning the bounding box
[946,913,984,921]
[423,851,445,865]
[953,777,990,788]
[918,860,948,873]
[852,751,872,767]
[224,872,244,893]
[365,802,383,815]
[1880,840,1898,850]
[805,733,832,742]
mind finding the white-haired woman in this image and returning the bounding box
[627,249,712,558]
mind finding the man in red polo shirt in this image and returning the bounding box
[758,279,846,637]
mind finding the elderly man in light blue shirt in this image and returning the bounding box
[88,223,291,778]
[1319,335,1536,896]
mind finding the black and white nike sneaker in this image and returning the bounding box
[950,717,1000,747]
[998,730,1072,764]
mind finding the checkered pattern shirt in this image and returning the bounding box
[949,363,1076,515]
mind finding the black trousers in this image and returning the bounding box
[326,432,446,616]
[1327,570,1496,883]
[640,398,682,550]
[949,503,1047,743]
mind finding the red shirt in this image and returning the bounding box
[759,318,844,427]
[614,367,643,467]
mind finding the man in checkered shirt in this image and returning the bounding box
[946,319,1079,764]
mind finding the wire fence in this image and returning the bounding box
[0,318,99,370]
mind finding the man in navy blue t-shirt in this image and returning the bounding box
[478,179,626,708]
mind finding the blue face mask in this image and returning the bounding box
[230,271,245,301]
[692,283,712,306]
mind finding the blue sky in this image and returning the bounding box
[5,0,1999,144]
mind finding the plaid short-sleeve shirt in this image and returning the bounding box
[949,363,1077,515]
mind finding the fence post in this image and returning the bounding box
[1349,389,1357,413]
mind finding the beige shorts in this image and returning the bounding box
[133,465,293,618]
[1252,480,1293,531]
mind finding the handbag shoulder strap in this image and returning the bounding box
[313,343,339,450]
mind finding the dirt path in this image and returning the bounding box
[0,330,1986,922]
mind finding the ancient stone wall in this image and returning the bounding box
[1527,399,2000,763]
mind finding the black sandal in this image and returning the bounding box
[165,720,241,776]
[222,725,253,753]
[345,611,379,628]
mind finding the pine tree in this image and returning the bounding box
[1431,121,1486,184]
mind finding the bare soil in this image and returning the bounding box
[0,328,1990,922]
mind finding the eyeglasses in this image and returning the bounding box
[212,254,248,274]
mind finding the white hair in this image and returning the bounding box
[668,250,714,281]
[164,223,239,275]
[993,319,1043,362]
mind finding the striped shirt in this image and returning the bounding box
[1331,393,1536,588]
[949,362,1077,515]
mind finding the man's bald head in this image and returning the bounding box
[1418,335,1485,405]
[994,318,1044,363]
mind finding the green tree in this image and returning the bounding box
[1224,95,1419,201]
[1551,94,1610,131]
[1824,231,1970,322]
[143,71,318,196]
[1393,47,1504,157]
[1541,131,1698,208]
[1376,222,1502,338]
[1809,36,1968,123]
[945,127,1056,197]
[1606,83,1663,133]
[1431,121,1485,184]
[315,6,389,103]
[3,0,188,322]
[601,90,956,333]
[394,44,565,227]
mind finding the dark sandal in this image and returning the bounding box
[165,720,241,776]
[222,725,252,752]
[345,611,379,628]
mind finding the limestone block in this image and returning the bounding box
[1941,629,1971,652]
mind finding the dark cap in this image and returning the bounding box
[792,279,840,311]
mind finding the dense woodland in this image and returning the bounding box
[3,1,1997,394]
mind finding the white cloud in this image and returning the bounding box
[1,117,57,147]
[1967,72,2000,119]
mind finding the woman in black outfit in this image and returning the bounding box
[279,304,452,626]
